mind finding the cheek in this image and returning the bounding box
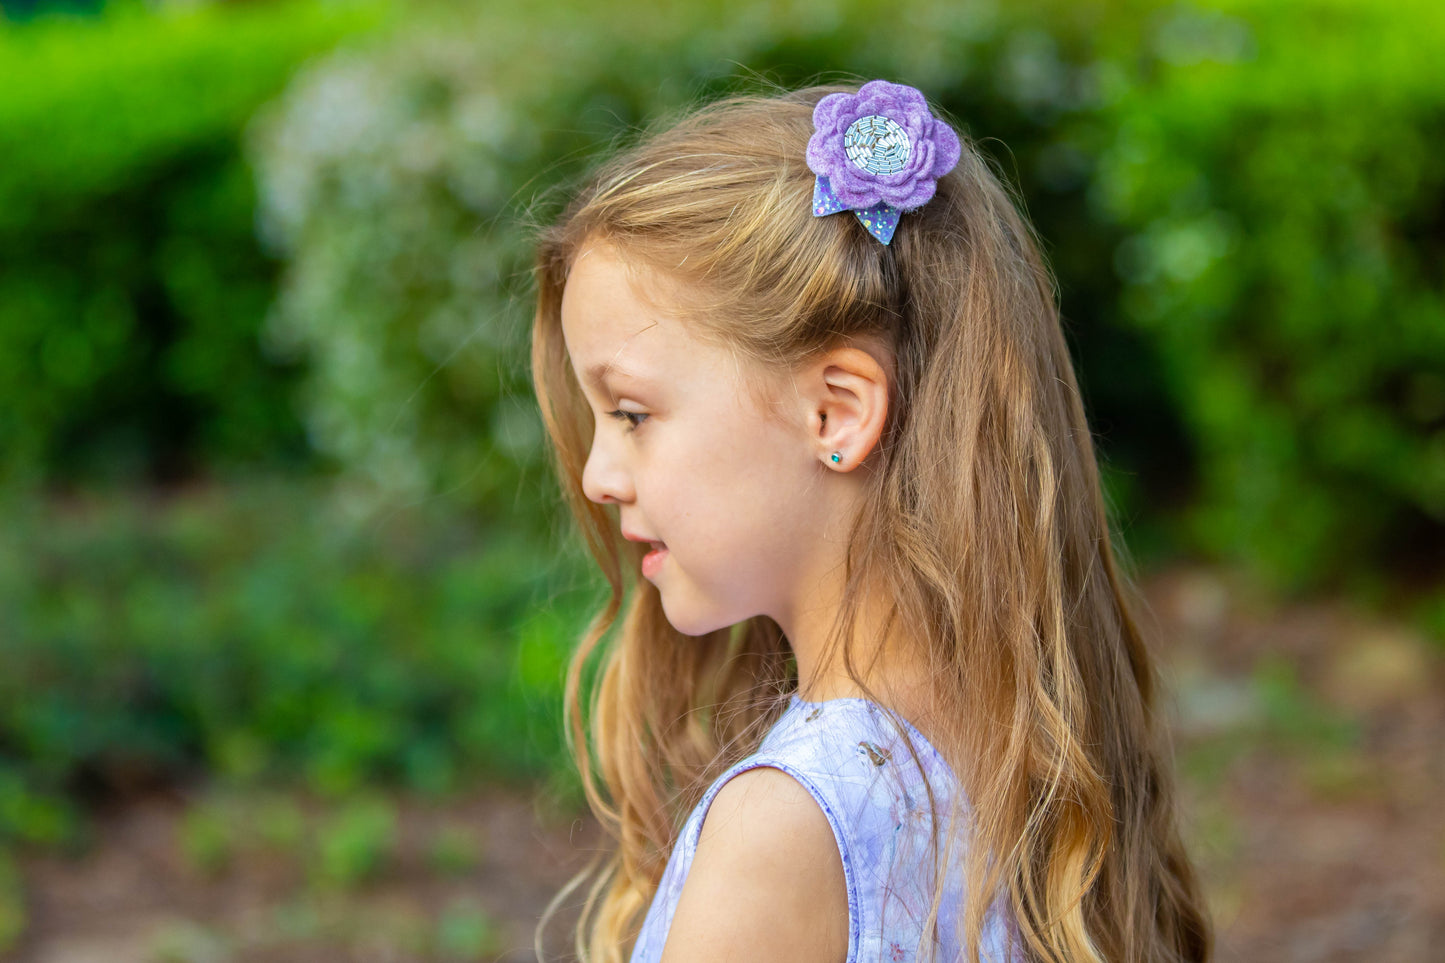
[706,434,813,541]
[638,435,739,541]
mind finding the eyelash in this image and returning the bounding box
[608,409,648,432]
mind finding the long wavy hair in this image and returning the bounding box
[529,83,1211,963]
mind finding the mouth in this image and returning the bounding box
[641,542,669,579]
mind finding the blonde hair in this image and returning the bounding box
[530,84,1211,963]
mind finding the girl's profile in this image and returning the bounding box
[531,79,1212,963]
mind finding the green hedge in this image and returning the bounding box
[0,481,593,850]
[1086,0,1445,594]
[0,0,394,486]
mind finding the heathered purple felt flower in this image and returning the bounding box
[806,80,961,243]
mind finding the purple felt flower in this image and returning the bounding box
[806,80,961,213]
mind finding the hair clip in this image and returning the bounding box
[806,80,961,245]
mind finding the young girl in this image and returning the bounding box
[530,80,1212,963]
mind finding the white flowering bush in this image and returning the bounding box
[249,29,547,520]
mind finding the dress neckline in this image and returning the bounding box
[786,693,949,772]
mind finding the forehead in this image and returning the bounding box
[559,243,701,382]
[558,241,796,417]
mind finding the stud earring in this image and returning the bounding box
[829,452,842,465]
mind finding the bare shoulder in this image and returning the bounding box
[658,765,849,963]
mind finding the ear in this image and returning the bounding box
[797,341,891,472]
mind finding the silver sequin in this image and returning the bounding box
[844,115,912,175]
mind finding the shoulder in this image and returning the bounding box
[660,765,850,963]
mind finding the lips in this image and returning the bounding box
[622,530,668,578]
[641,543,668,579]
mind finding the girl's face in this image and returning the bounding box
[560,242,830,636]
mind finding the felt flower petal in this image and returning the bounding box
[805,80,961,242]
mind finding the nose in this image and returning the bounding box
[580,433,634,505]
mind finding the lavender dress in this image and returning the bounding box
[628,695,1020,963]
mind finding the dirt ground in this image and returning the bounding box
[4,564,1442,962]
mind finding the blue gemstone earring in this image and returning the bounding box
[830,452,842,465]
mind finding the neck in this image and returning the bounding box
[775,461,937,734]
[781,572,937,729]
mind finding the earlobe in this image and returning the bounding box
[807,343,891,472]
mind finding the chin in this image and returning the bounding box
[659,596,742,638]
[662,610,725,638]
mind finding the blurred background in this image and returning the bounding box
[0,0,1440,959]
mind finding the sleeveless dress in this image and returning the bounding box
[628,695,1021,963]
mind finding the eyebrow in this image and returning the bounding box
[583,360,650,388]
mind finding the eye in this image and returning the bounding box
[607,409,648,432]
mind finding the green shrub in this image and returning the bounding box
[1088,0,1445,593]
[433,898,502,960]
[0,481,594,846]
[426,823,483,877]
[0,0,394,486]
[0,848,23,954]
[311,795,397,890]
[179,800,236,877]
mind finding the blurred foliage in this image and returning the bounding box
[1087,0,1445,595]
[152,782,514,958]
[426,823,482,876]
[179,797,237,877]
[247,0,1444,595]
[0,0,396,487]
[0,480,594,849]
[0,0,105,25]
[0,0,1435,586]
[311,794,398,889]
[433,898,503,960]
[0,848,20,954]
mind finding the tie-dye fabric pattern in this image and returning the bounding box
[628,696,1020,963]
